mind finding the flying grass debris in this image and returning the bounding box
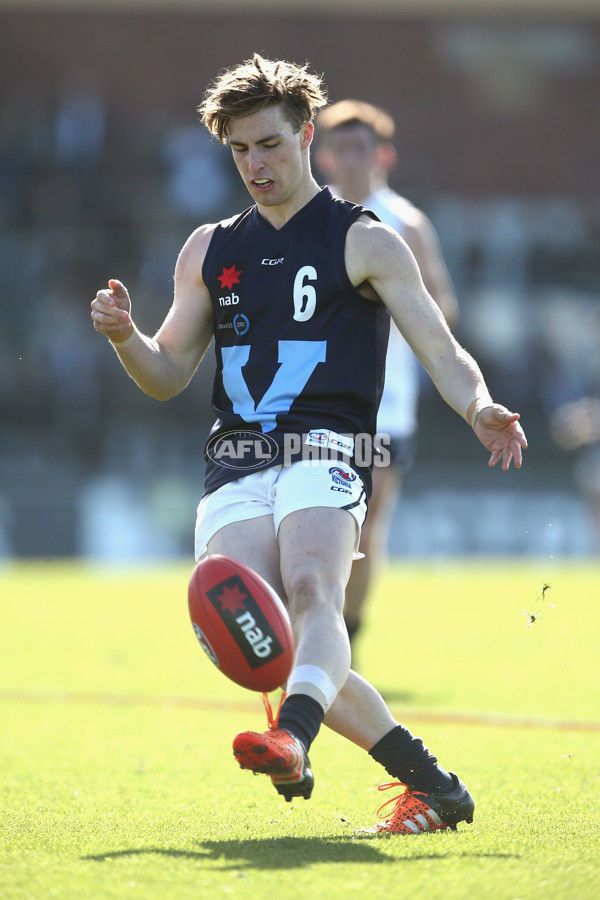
[523,583,554,627]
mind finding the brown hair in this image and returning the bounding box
[199,54,328,144]
[316,99,395,143]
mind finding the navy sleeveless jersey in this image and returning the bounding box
[201,186,390,498]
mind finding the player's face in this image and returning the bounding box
[228,105,313,209]
[317,124,379,198]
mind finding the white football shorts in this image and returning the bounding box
[194,458,367,561]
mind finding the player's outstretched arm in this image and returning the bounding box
[90,225,215,401]
[345,217,528,470]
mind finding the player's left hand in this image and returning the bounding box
[474,405,528,471]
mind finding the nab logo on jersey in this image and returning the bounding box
[218,262,244,307]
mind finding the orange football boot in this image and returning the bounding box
[233,692,314,802]
[359,774,474,835]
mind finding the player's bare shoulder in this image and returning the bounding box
[175,222,220,288]
[345,212,415,291]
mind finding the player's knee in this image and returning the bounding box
[286,569,323,612]
[285,568,343,617]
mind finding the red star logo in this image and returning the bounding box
[218,265,242,291]
[216,583,248,616]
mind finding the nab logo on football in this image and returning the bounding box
[206,574,284,669]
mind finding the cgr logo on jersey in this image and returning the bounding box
[217,262,244,307]
[206,574,284,668]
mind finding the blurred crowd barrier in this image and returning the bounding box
[1,13,599,559]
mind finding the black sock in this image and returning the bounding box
[369,725,454,794]
[277,693,324,752]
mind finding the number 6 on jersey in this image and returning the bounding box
[293,266,317,321]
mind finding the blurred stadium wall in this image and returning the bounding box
[0,2,599,558]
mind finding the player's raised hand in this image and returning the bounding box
[91,279,133,342]
[473,404,528,471]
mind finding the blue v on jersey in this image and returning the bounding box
[201,186,390,498]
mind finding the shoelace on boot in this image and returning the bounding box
[261,690,287,730]
[374,781,447,830]
[374,781,411,819]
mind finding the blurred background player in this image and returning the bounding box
[316,99,459,652]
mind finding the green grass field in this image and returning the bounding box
[1,559,599,899]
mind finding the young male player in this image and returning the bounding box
[91,55,527,835]
[315,99,458,650]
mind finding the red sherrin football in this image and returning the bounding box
[188,554,294,692]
